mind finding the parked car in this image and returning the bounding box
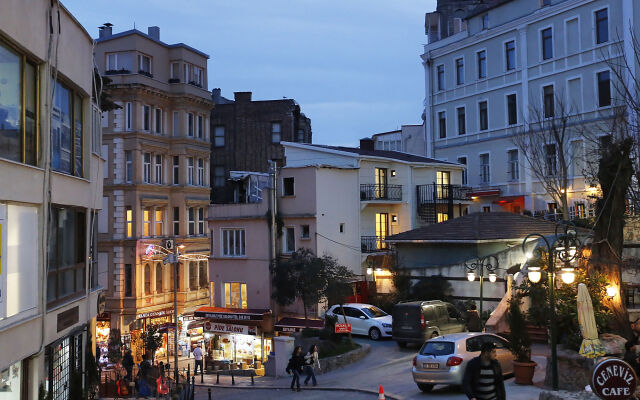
[326,303,392,340]
[411,332,515,392]
[392,300,466,347]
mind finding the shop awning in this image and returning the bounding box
[194,307,271,322]
[274,317,324,333]
[467,188,501,198]
[492,195,524,204]
[155,322,176,333]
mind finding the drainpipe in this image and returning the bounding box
[268,161,277,317]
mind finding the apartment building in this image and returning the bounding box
[0,1,104,398]
[95,26,213,362]
[423,0,636,216]
[372,124,427,156]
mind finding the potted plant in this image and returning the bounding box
[506,296,537,384]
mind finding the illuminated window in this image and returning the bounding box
[224,282,247,309]
[143,209,151,237]
[144,264,151,295]
[126,207,133,238]
[375,213,389,249]
[155,208,164,236]
[437,213,449,223]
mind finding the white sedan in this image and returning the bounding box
[326,303,392,340]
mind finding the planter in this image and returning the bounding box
[513,360,537,385]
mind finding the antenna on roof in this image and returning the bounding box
[134,21,136,29]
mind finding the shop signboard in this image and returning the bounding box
[136,309,173,319]
[591,358,637,400]
[198,311,263,321]
[335,323,351,333]
[204,321,257,335]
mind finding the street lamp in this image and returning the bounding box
[163,241,185,384]
[464,255,499,319]
[522,222,581,391]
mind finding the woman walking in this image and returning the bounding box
[304,345,320,386]
[286,346,305,391]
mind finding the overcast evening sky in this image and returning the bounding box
[63,0,436,147]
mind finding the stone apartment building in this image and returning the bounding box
[423,0,638,216]
[95,25,213,361]
[210,90,312,203]
[0,1,104,398]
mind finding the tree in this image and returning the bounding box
[410,275,453,301]
[324,260,356,345]
[143,325,164,363]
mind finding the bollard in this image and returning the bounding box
[216,372,219,385]
[187,364,191,382]
[231,373,235,385]
[201,362,204,384]
[191,377,195,400]
[208,388,212,400]
[251,375,254,385]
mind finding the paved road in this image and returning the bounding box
[194,387,379,400]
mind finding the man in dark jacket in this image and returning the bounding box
[463,342,506,400]
[122,349,134,381]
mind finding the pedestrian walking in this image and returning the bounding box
[462,342,506,400]
[466,304,483,332]
[122,349,134,382]
[303,344,321,386]
[192,343,204,375]
[286,346,305,392]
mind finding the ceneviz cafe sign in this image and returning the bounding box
[591,358,638,399]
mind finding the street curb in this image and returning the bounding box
[195,383,401,400]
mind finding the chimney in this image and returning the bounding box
[148,26,160,41]
[99,23,113,39]
[360,138,375,151]
[234,92,252,102]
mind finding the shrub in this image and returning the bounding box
[506,296,532,362]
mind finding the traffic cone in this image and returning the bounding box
[378,385,385,400]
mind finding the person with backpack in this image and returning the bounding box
[303,345,320,386]
[286,346,305,392]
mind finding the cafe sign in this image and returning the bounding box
[137,309,173,319]
[591,358,637,399]
[204,321,257,335]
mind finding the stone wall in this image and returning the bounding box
[318,344,371,374]
[543,349,594,391]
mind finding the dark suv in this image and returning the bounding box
[392,300,466,347]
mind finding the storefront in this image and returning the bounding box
[128,309,174,363]
[45,328,85,400]
[0,360,25,400]
[96,313,111,365]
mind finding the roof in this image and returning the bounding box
[305,144,459,166]
[386,212,580,242]
[465,0,515,19]
[95,29,209,58]
[372,129,402,137]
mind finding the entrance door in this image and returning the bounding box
[375,168,388,199]
[436,171,450,199]
[375,213,389,250]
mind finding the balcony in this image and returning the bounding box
[417,184,470,204]
[360,184,402,202]
[361,236,389,253]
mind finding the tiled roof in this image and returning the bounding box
[387,212,575,242]
[307,144,459,165]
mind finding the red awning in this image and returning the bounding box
[467,189,501,198]
[274,317,324,332]
[492,195,524,204]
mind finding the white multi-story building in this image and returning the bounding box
[422,0,636,216]
[372,125,427,156]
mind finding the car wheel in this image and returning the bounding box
[417,383,434,392]
[369,327,381,341]
[396,341,407,348]
[430,331,439,339]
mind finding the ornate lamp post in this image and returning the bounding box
[522,222,581,391]
[464,255,499,319]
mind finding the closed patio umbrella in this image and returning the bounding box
[577,283,605,358]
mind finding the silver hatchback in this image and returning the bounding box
[411,332,514,393]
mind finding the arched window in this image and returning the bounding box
[144,263,151,295]
[199,261,208,289]
[189,262,198,290]
[155,263,163,293]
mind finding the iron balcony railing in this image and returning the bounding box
[360,184,402,201]
[417,183,470,204]
[361,236,389,253]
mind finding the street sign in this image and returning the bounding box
[335,323,352,333]
[591,358,637,400]
[165,239,174,250]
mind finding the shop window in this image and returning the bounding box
[222,228,246,257]
[47,207,86,307]
[144,263,151,295]
[51,80,83,176]
[189,262,198,290]
[156,263,163,293]
[199,261,208,289]
[224,282,247,309]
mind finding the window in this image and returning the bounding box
[173,156,180,185]
[214,126,225,147]
[154,108,162,134]
[436,170,450,199]
[197,158,204,186]
[545,144,557,176]
[156,263,163,293]
[597,71,611,107]
[576,203,587,219]
[375,213,389,249]
[188,207,195,236]
[283,227,295,254]
[187,157,194,185]
[126,207,133,237]
[458,157,467,185]
[143,152,151,183]
[541,28,553,60]
[438,111,447,138]
[138,54,152,74]
[570,140,583,177]
[455,58,464,85]
[477,51,486,79]
[224,282,247,309]
[47,207,86,305]
[283,177,295,196]
[599,135,612,151]
[124,264,132,297]
[437,65,445,91]
[505,41,516,71]
[170,62,180,80]
[480,153,490,184]
[184,64,190,83]
[144,264,151,295]
[51,80,83,176]
[143,209,151,237]
[301,225,310,238]
[198,208,205,235]
[566,18,579,55]
[125,151,133,182]
[508,150,519,181]
[187,113,194,136]
[172,111,179,136]
[189,262,198,290]
[0,44,38,165]
[483,206,491,213]
[125,102,132,131]
[543,85,554,118]
[457,107,466,135]
[154,154,162,184]
[595,8,608,44]
[271,122,281,143]
[107,53,117,70]
[173,207,180,236]
[199,262,208,289]
[214,166,225,187]
[197,115,204,139]
[437,212,448,223]
[222,229,246,257]
[297,129,305,142]
[548,202,558,214]
[193,67,203,86]
[482,14,488,30]
[507,94,518,125]
[142,105,150,131]
[478,101,488,131]
[155,208,164,236]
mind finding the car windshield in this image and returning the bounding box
[420,341,455,356]
[361,306,387,318]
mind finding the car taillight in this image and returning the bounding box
[412,356,417,367]
[446,356,463,367]
[421,314,426,329]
